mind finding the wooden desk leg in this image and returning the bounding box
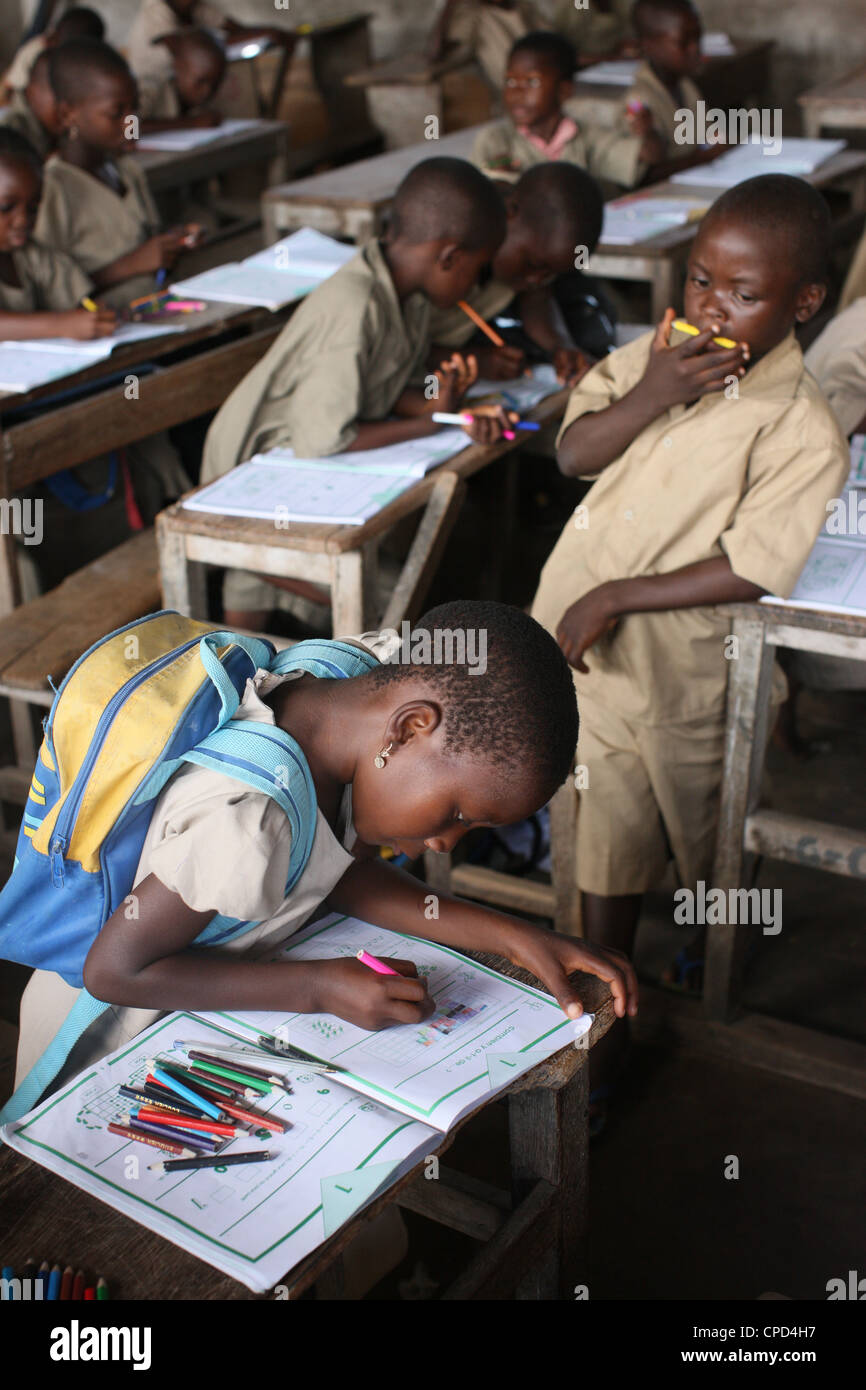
[156,525,208,619]
[330,550,365,634]
[549,780,582,938]
[802,109,822,139]
[381,472,467,630]
[508,1061,589,1299]
[705,611,775,1022]
[650,256,681,321]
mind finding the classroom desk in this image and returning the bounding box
[0,300,298,615]
[0,966,612,1299]
[798,63,866,140]
[574,39,775,113]
[156,385,569,637]
[261,125,482,242]
[344,49,479,150]
[135,119,290,196]
[589,150,866,319]
[696,598,866,1099]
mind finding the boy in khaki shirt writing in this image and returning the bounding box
[532,174,848,1106]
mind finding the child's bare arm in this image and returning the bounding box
[558,311,748,477]
[517,286,593,386]
[555,555,766,673]
[0,306,115,340]
[82,872,432,1029]
[327,857,639,1020]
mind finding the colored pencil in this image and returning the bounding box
[130,1107,237,1139]
[59,1266,73,1300]
[149,1150,273,1173]
[84,1287,96,1300]
[37,1260,50,1293]
[107,1120,195,1157]
[146,1061,223,1119]
[152,1061,242,1099]
[255,1034,342,1071]
[97,1278,109,1301]
[456,299,505,347]
[1,1267,14,1299]
[187,1050,287,1086]
[183,1056,271,1095]
[72,1270,86,1300]
[215,1099,289,1134]
[119,1083,214,1120]
[122,1114,220,1152]
[21,1260,36,1285]
[47,1265,62,1300]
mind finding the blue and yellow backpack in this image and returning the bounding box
[0,611,377,1123]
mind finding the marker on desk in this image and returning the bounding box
[430,411,537,438]
[357,949,400,976]
[148,1149,274,1173]
[671,317,739,350]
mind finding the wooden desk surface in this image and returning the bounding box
[574,37,774,103]
[158,384,569,559]
[727,598,866,639]
[135,120,288,193]
[263,125,482,214]
[0,966,612,1300]
[798,63,866,112]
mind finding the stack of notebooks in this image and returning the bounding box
[0,913,590,1292]
[170,227,357,312]
[183,365,562,526]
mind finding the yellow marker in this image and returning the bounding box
[81,297,99,312]
[672,318,738,349]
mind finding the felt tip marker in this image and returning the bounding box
[357,949,401,976]
[80,296,99,312]
[149,1150,274,1173]
[671,317,738,349]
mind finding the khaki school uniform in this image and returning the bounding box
[444,1,542,89]
[429,275,515,349]
[553,0,632,59]
[34,154,161,312]
[1,34,45,94]
[472,113,644,190]
[126,0,226,86]
[0,240,91,314]
[0,89,52,159]
[839,225,866,312]
[138,74,183,122]
[531,329,848,894]
[625,60,702,159]
[804,297,866,439]
[202,238,430,615]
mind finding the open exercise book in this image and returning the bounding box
[134,117,262,152]
[761,437,866,617]
[183,365,562,525]
[671,138,846,188]
[601,195,709,245]
[0,323,180,394]
[0,915,589,1292]
[170,228,357,311]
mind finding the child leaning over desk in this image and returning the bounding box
[138,27,227,131]
[202,157,519,633]
[0,51,61,161]
[531,174,848,1114]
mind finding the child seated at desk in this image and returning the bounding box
[0,128,114,339]
[33,38,201,312]
[472,31,657,194]
[0,5,104,103]
[0,51,61,161]
[202,157,515,632]
[623,0,722,176]
[138,27,227,130]
[530,174,848,1107]
[428,0,544,91]
[127,0,295,93]
[429,161,606,382]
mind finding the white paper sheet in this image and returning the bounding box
[261,427,469,478]
[671,138,847,187]
[245,227,357,278]
[601,196,708,245]
[576,60,638,85]
[0,1013,438,1293]
[182,457,419,524]
[134,117,261,151]
[0,323,181,392]
[169,262,318,311]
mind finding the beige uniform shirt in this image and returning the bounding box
[472,113,644,190]
[430,275,515,348]
[625,61,702,159]
[804,298,866,439]
[2,34,45,94]
[14,649,382,1087]
[531,329,849,724]
[202,238,431,482]
[840,224,866,312]
[138,74,183,122]
[33,154,161,311]
[445,1,541,89]
[0,240,91,314]
[126,0,226,85]
[553,0,632,58]
[0,88,51,159]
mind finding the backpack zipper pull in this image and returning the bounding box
[50,835,66,886]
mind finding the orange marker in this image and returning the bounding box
[456,299,505,348]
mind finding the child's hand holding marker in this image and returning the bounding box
[641,306,750,410]
[474,341,527,379]
[553,345,593,388]
[307,954,433,1031]
[68,298,117,339]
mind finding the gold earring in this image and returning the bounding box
[374,742,393,769]
[67,123,79,141]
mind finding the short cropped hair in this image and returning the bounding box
[631,0,698,38]
[509,31,577,82]
[363,600,579,790]
[54,7,105,42]
[514,162,604,253]
[390,157,506,250]
[701,174,832,285]
[49,37,132,105]
[0,126,43,177]
[162,26,227,71]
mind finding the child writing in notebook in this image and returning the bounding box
[0,51,62,160]
[0,129,114,339]
[14,601,638,1093]
[429,161,605,383]
[202,157,517,632]
[472,30,661,194]
[138,27,227,130]
[531,175,848,1107]
[34,39,201,311]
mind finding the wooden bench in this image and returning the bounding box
[0,531,161,842]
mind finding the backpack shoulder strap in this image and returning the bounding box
[268,637,380,681]
[0,988,108,1126]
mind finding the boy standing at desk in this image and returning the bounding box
[202,157,512,632]
[472,31,659,193]
[531,175,848,1096]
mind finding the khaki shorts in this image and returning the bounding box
[575,696,727,896]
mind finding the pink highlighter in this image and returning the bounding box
[357,949,400,976]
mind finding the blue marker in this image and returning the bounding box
[155,267,167,288]
[515,421,541,431]
[146,1060,222,1120]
